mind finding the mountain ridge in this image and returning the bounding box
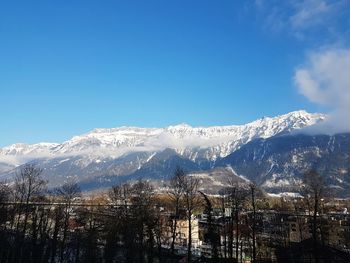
[0,110,334,194]
[0,110,325,162]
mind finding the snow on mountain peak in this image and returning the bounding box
[0,111,326,164]
[167,123,192,129]
[0,142,59,156]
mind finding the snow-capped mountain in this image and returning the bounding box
[0,110,325,161]
[0,110,326,190]
[0,143,59,157]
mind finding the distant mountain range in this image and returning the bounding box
[2,110,349,197]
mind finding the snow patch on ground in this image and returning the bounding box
[267,192,302,198]
[58,158,70,164]
[262,174,303,188]
[225,165,250,182]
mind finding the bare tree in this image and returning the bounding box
[11,164,46,263]
[222,181,249,262]
[250,183,257,263]
[302,169,326,263]
[14,164,46,236]
[199,191,219,260]
[56,181,81,205]
[110,182,132,207]
[226,183,249,262]
[218,191,228,259]
[226,186,236,261]
[51,205,64,263]
[0,181,11,228]
[181,174,200,263]
[108,183,135,262]
[168,167,185,256]
[0,181,10,203]
[55,181,81,263]
[153,202,166,258]
[132,180,155,262]
[302,170,326,240]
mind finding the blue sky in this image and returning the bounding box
[1,0,349,146]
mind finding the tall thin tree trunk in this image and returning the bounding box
[51,211,60,263]
[228,214,233,261]
[251,187,256,263]
[60,204,70,263]
[235,207,239,261]
[187,215,192,263]
[313,193,319,263]
[222,198,227,259]
[171,201,179,256]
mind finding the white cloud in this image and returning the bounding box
[253,0,349,39]
[294,48,350,133]
[290,0,333,29]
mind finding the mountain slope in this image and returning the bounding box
[0,110,326,190]
[216,133,350,196]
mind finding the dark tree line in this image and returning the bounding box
[0,164,342,263]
